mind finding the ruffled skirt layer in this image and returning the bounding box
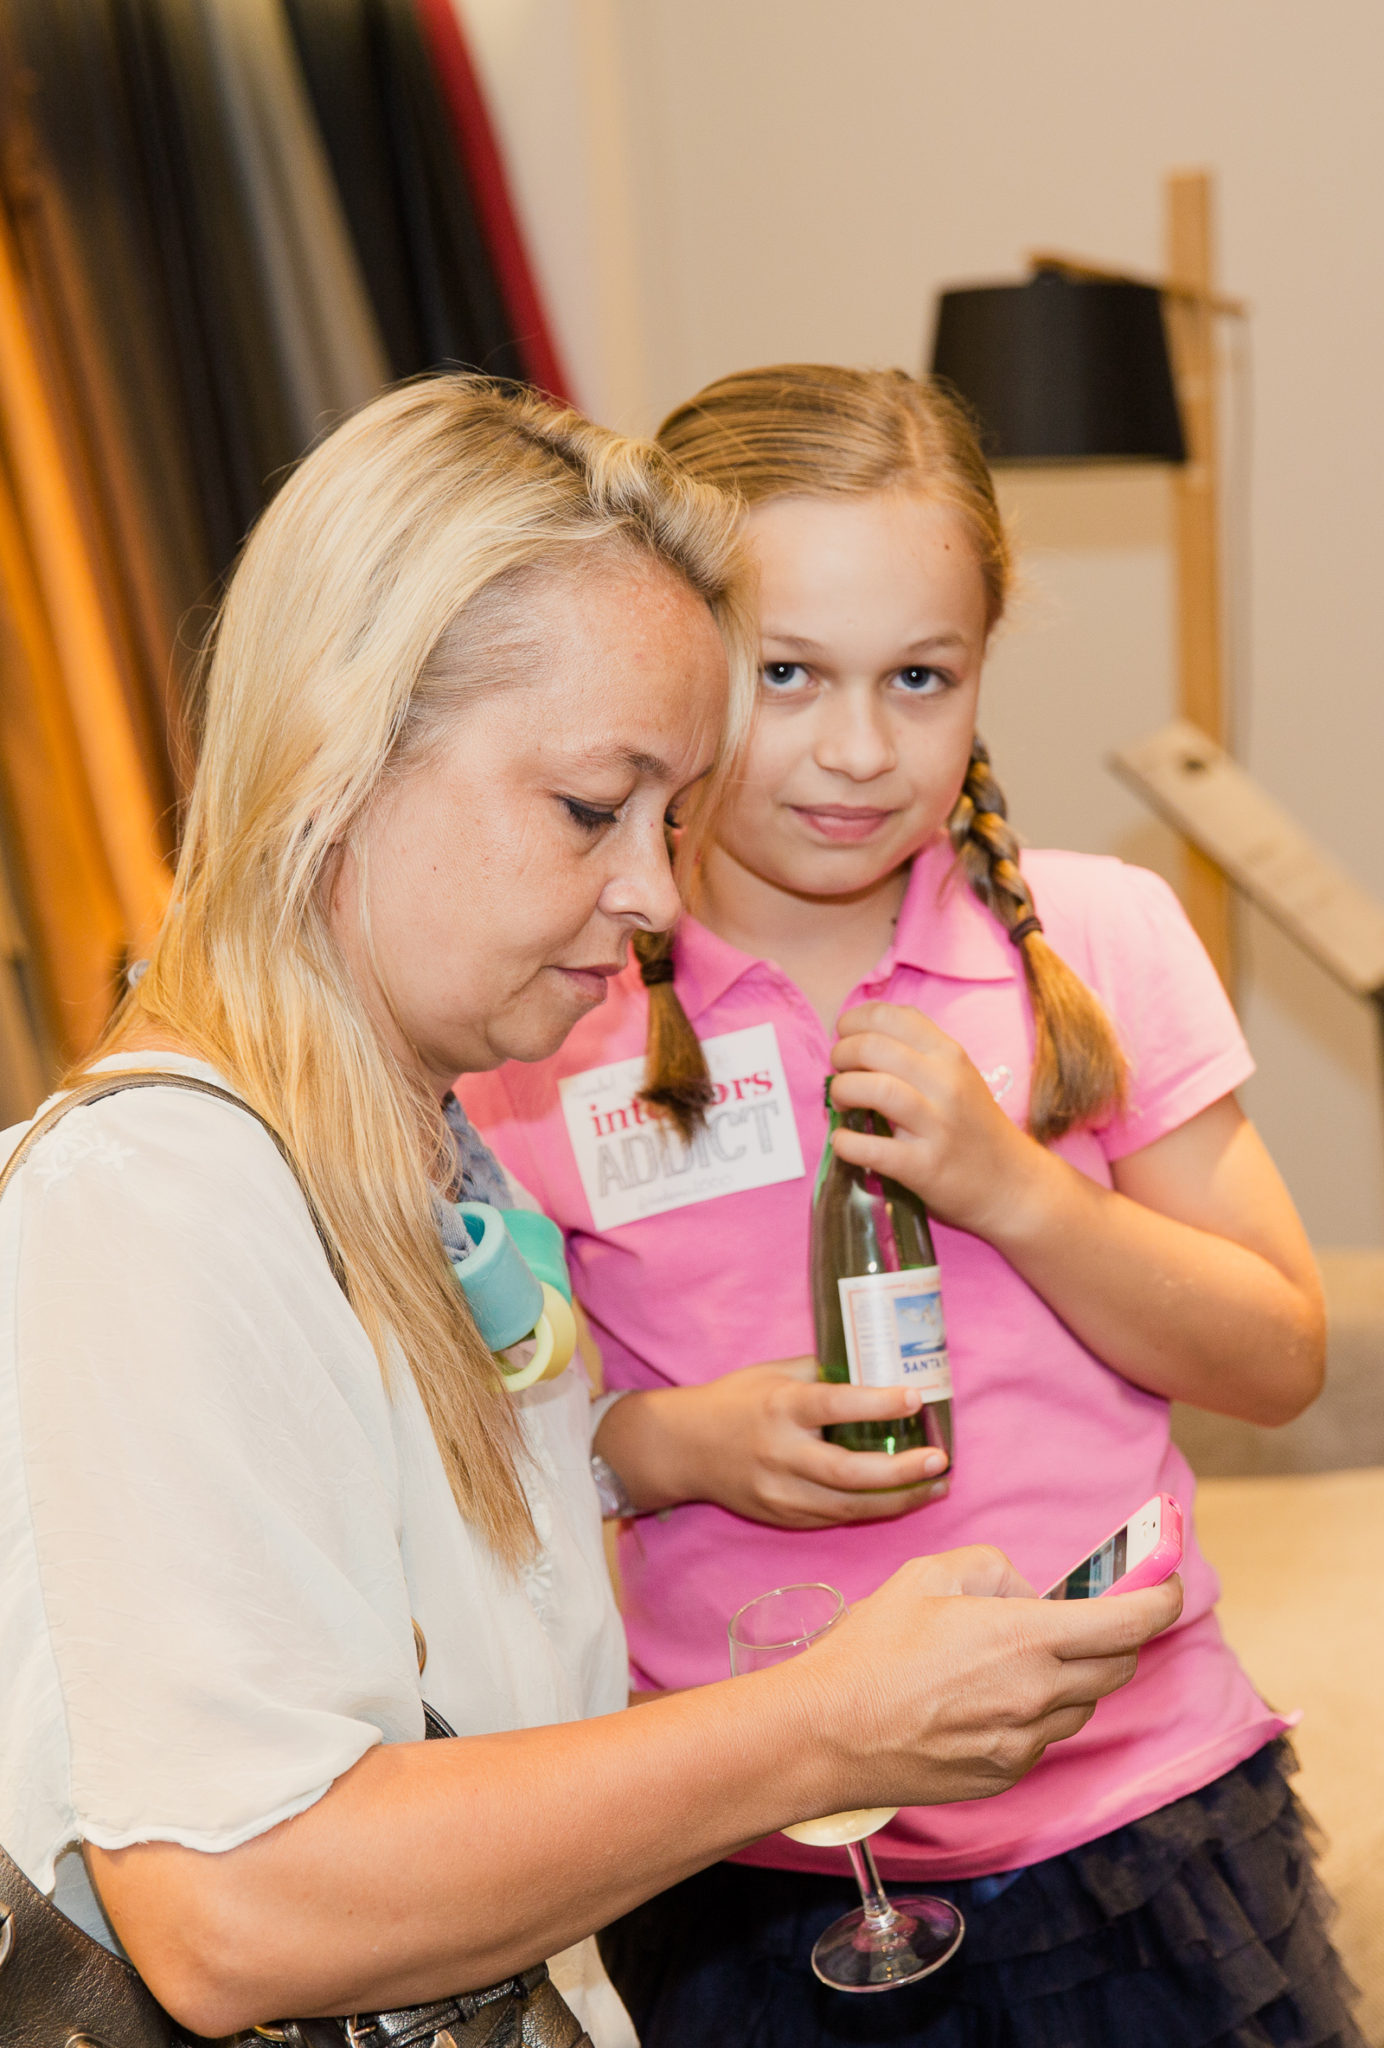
[599,1740,1364,2048]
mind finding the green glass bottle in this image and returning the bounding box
[811,1081,954,1461]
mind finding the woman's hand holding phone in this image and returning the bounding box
[786,1546,1184,1811]
[593,1358,950,1527]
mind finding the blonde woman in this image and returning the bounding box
[0,378,1178,2048]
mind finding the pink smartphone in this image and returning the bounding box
[1041,1494,1183,1601]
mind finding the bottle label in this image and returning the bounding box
[837,1268,951,1402]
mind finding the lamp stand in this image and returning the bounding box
[1163,169,1234,985]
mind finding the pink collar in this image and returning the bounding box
[672,835,1016,1024]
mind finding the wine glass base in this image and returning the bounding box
[810,1894,964,1993]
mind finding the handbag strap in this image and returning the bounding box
[0,1836,589,2048]
[0,1840,180,2048]
[0,1070,347,1293]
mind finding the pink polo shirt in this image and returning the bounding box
[460,838,1290,1879]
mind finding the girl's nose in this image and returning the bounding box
[597,820,683,932]
[813,686,897,781]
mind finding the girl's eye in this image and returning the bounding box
[892,665,949,696]
[762,662,810,693]
[562,797,620,832]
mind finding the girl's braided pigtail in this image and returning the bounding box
[634,924,714,1141]
[949,738,1127,1144]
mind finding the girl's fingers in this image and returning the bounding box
[831,1027,936,1085]
[836,1001,947,1053]
[795,1435,947,1493]
[828,1064,933,1137]
[787,1376,940,1432]
[777,1474,950,1526]
[829,1124,914,1182]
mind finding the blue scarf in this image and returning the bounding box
[436,1092,512,1266]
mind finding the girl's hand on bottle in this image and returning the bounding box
[784,1546,1184,1810]
[593,1359,950,1527]
[829,999,1047,1239]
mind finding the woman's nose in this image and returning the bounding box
[813,687,896,781]
[597,822,683,932]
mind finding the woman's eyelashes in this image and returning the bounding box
[562,793,688,835]
[561,795,621,833]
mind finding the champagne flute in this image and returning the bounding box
[728,1583,964,1992]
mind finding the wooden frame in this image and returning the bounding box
[1030,170,1243,986]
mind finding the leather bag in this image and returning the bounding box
[0,1072,592,2048]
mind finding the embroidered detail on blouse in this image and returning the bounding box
[984,1064,1015,1102]
[519,1430,559,1624]
[28,1128,137,1189]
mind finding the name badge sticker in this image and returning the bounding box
[559,1022,806,1230]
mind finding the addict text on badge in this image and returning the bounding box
[558,1022,806,1230]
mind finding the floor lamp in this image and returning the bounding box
[929,169,1244,984]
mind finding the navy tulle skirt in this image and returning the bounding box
[599,1741,1363,2048]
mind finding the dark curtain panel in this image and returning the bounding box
[416,0,570,401]
[110,0,305,562]
[283,0,527,383]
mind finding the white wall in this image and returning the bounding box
[461,0,1384,1245]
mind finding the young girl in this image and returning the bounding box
[459,366,1359,2048]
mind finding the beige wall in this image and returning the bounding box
[461,0,1384,1245]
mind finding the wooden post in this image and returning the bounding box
[1163,169,1234,984]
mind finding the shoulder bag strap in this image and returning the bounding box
[0,1071,346,2047]
[0,1071,347,1293]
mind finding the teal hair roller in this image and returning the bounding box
[502,1209,572,1304]
[450,1203,544,1351]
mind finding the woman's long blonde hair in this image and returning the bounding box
[89,376,755,1565]
[642,363,1126,1147]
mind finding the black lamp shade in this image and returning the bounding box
[929,270,1186,464]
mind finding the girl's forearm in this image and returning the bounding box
[988,1144,1323,1422]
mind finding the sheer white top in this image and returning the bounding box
[0,1054,631,2035]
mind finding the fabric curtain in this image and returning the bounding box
[0,430,128,1062]
[0,0,568,1088]
[197,0,391,448]
[418,0,570,399]
[283,0,527,382]
[0,181,171,954]
[0,821,49,1125]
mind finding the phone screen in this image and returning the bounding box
[1044,1499,1162,1601]
[1046,1526,1128,1601]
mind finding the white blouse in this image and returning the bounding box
[0,1054,634,2044]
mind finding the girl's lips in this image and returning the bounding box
[791,805,896,844]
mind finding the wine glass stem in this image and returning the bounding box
[846,1837,901,1932]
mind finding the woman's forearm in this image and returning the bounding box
[91,1671,824,2034]
[986,1141,1324,1423]
[89,1554,1180,2036]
